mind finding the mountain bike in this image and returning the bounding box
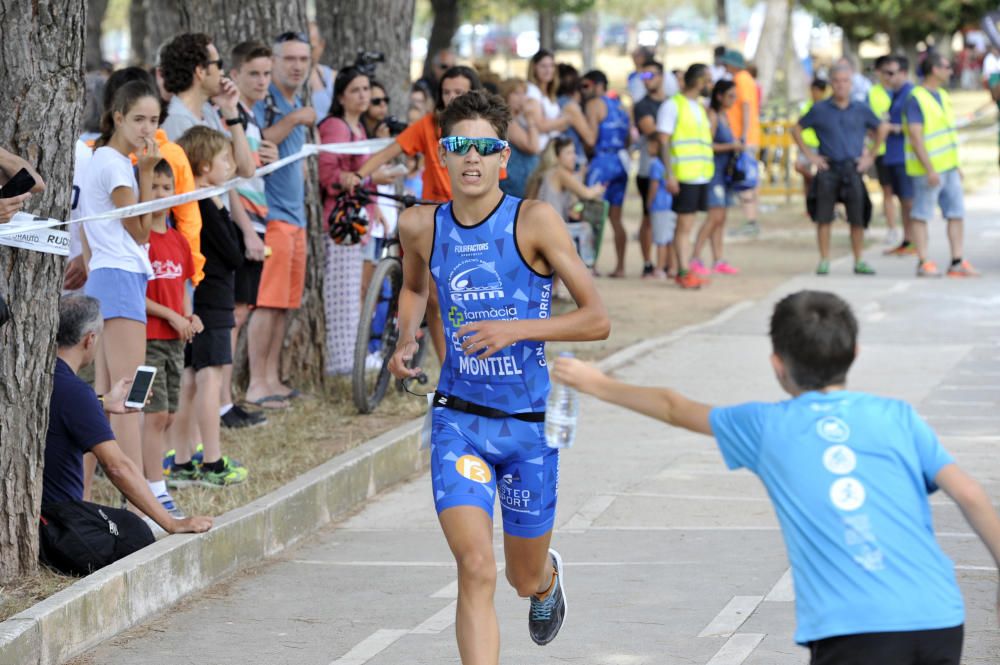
[351,188,439,413]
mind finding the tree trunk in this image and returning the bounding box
[424,0,461,82]
[716,0,729,45]
[538,8,556,53]
[0,0,85,583]
[85,0,108,71]
[753,0,790,103]
[579,8,598,71]
[316,0,415,120]
[129,0,148,65]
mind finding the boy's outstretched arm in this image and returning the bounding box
[553,356,714,436]
[936,464,1000,624]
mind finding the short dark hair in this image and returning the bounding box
[582,69,608,89]
[894,54,910,72]
[327,65,369,120]
[919,50,945,78]
[159,33,213,94]
[57,296,102,348]
[643,60,664,74]
[438,89,511,140]
[436,65,482,111]
[153,159,174,180]
[684,63,709,89]
[230,41,271,70]
[810,77,828,91]
[770,291,858,390]
[874,55,892,70]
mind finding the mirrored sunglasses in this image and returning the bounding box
[275,31,309,44]
[639,71,656,80]
[438,136,509,156]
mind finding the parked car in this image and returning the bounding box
[556,16,582,50]
[600,23,629,53]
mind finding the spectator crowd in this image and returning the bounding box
[0,24,982,573]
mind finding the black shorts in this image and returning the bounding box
[810,166,870,227]
[874,155,892,187]
[672,183,709,214]
[636,175,651,216]
[184,326,233,371]
[234,231,265,306]
[809,625,962,665]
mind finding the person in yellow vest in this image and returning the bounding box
[792,64,882,276]
[870,55,901,246]
[794,77,829,212]
[656,63,714,289]
[904,52,979,277]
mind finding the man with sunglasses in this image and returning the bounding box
[904,52,978,277]
[870,56,901,248]
[389,90,609,664]
[881,55,917,257]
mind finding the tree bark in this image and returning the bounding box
[424,0,461,82]
[538,7,556,52]
[129,0,148,65]
[579,8,598,71]
[0,0,85,583]
[316,0,415,120]
[716,0,729,45]
[85,0,109,71]
[753,0,790,103]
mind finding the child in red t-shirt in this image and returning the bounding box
[142,160,203,518]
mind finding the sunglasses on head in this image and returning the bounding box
[370,96,389,106]
[275,31,309,44]
[639,71,656,80]
[439,136,509,156]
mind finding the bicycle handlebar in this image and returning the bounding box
[358,188,443,208]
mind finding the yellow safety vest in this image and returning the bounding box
[670,94,714,183]
[904,86,959,177]
[868,84,891,156]
[799,100,820,148]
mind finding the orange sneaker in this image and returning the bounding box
[917,259,940,277]
[676,271,705,289]
[947,260,980,278]
[884,242,917,256]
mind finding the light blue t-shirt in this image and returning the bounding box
[709,390,963,644]
[254,84,307,228]
[646,158,672,213]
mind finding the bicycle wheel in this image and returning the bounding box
[352,257,402,413]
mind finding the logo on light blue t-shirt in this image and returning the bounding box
[816,416,850,443]
[822,445,857,475]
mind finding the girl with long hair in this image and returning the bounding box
[525,50,569,152]
[80,80,162,483]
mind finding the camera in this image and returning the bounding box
[384,116,408,136]
[354,50,385,79]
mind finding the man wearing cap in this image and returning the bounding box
[721,49,761,237]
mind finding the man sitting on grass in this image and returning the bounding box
[554,290,1000,665]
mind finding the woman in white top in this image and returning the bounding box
[525,49,569,152]
[81,79,162,472]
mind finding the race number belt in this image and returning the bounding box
[432,391,545,423]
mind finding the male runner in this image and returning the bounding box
[389,89,610,665]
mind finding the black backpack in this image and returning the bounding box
[39,500,155,576]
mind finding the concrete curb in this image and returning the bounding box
[0,418,426,665]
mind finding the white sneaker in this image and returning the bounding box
[365,351,383,370]
[884,228,901,246]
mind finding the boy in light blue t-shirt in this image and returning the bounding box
[645,135,675,279]
[555,290,1000,665]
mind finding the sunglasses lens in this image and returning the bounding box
[441,137,507,155]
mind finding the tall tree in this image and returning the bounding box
[85,0,109,70]
[0,0,85,583]
[315,0,416,121]
[424,0,463,82]
[129,0,148,64]
[752,0,791,103]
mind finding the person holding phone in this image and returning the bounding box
[45,295,211,569]
[0,145,45,223]
[79,80,162,499]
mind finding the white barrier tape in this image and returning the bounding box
[0,137,393,240]
[0,213,70,255]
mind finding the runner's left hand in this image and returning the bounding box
[455,321,521,359]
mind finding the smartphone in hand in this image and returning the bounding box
[0,168,37,199]
[125,365,157,409]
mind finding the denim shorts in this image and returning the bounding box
[708,180,733,209]
[911,168,964,221]
[650,209,676,245]
[84,268,148,323]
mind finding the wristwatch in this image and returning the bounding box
[225,116,243,127]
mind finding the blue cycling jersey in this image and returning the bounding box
[431,195,553,414]
[594,95,629,154]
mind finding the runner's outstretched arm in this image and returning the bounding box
[553,356,714,436]
[389,205,434,379]
[454,200,609,356]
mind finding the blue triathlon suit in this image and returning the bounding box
[429,195,558,538]
[586,95,630,207]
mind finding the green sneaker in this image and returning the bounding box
[166,463,202,488]
[199,456,248,488]
[816,259,830,275]
[853,260,876,276]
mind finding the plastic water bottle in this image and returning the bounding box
[545,352,579,449]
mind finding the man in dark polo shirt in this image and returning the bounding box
[792,63,882,277]
[45,296,212,560]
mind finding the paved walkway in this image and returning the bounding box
[73,196,1000,665]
